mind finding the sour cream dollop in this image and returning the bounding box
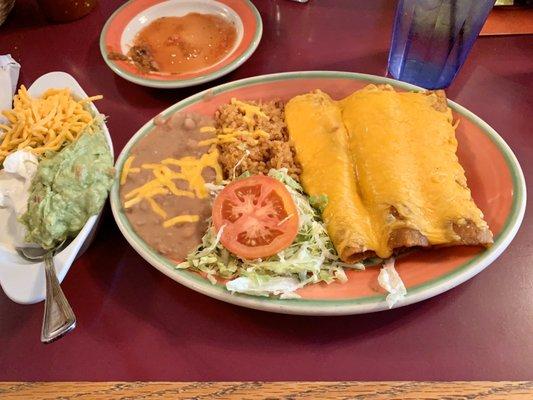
[0,150,38,250]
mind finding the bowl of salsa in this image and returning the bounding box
[100,0,262,88]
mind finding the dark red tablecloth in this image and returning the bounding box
[1,0,532,381]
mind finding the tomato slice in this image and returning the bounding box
[212,175,299,260]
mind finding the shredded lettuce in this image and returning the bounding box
[177,168,371,298]
[309,194,329,214]
[378,257,407,308]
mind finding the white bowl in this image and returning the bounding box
[0,72,114,304]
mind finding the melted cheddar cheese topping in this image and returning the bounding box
[285,90,375,262]
[340,85,488,255]
[286,86,490,260]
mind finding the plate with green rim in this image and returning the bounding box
[99,0,262,88]
[110,71,526,315]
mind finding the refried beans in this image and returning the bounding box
[120,112,222,261]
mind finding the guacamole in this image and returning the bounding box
[21,129,114,249]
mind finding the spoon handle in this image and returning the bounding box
[41,252,76,343]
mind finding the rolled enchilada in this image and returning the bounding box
[285,90,376,262]
[340,85,492,257]
[286,85,492,262]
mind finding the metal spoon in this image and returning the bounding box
[16,239,76,343]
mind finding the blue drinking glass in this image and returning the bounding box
[388,0,496,89]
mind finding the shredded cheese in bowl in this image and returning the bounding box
[0,85,102,163]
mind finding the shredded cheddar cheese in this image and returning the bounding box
[197,137,219,147]
[199,126,216,133]
[162,149,223,198]
[230,97,267,126]
[121,155,140,184]
[163,214,199,228]
[196,100,270,149]
[0,85,102,162]
[121,148,223,225]
[198,129,270,147]
[147,198,167,218]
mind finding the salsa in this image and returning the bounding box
[128,13,237,74]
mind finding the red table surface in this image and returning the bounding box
[1,0,532,381]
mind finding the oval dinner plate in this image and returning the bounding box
[111,71,526,315]
[0,72,114,304]
[99,0,262,88]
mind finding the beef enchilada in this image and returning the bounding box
[286,85,493,261]
[284,90,376,262]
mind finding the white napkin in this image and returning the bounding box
[0,54,20,123]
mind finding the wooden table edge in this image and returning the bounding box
[0,381,532,399]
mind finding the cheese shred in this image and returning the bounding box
[163,214,199,228]
[0,86,102,162]
[121,148,223,227]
